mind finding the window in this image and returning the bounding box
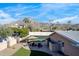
[62,42,64,47]
[58,40,64,47]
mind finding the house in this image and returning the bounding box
[47,31,79,56]
[6,20,26,28]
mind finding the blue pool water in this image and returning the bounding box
[34,36,47,42]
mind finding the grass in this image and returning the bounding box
[30,50,51,56]
[13,48,31,56]
[13,47,51,56]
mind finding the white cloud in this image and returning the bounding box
[35,3,79,21]
[15,8,39,16]
[3,4,41,19]
[52,15,79,24]
[0,10,16,24]
[1,3,79,24]
[4,4,40,13]
[35,3,69,19]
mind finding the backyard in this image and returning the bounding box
[13,47,51,56]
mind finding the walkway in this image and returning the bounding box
[0,43,22,56]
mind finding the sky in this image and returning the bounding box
[0,3,79,24]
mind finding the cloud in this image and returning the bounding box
[35,4,79,20]
[4,4,40,13]
[0,10,16,24]
[52,15,79,24]
[0,3,79,24]
[3,4,41,19]
[15,8,40,16]
[35,3,70,19]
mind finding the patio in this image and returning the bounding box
[23,40,64,56]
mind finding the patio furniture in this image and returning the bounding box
[31,42,37,47]
[38,43,43,48]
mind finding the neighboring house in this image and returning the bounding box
[10,23,18,28]
[47,31,79,56]
[7,20,26,28]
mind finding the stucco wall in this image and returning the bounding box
[0,37,17,51]
[8,37,17,47]
[0,41,7,51]
[50,32,79,56]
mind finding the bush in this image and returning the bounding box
[0,27,13,38]
[19,28,29,37]
[11,28,29,37]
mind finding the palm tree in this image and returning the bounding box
[23,17,32,31]
[23,17,31,23]
[49,20,53,31]
[67,20,71,25]
[67,20,72,31]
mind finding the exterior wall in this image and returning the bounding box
[0,37,17,51]
[8,37,17,47]
[9,39,17,47]
[49,42,53,51]
[49,42,59,52]
[19,38,22,42]
[7,37,17,47]
[49,32,79,56]
[0,41,7,51]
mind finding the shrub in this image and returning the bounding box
[11,28,29,37]
[0,27,13,38]
[19,28,29,37]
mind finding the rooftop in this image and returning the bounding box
[55,31,79,43]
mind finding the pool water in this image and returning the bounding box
[34,36,48,42]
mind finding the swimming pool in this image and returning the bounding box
[35,36,48,41]
[28,36,48,42]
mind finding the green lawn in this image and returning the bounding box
[13,47,51,56]
[13,48,31,56]
[30,50,51,56]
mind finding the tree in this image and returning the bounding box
[52,26,57,30]
[49,20,53,31]
[67,20,71,24]
[11,28,29,37]
[23,17,32,31]
[0,27,13,38]
[19,28,29,37]
[67,21,72,31]
[23,17,31,25]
